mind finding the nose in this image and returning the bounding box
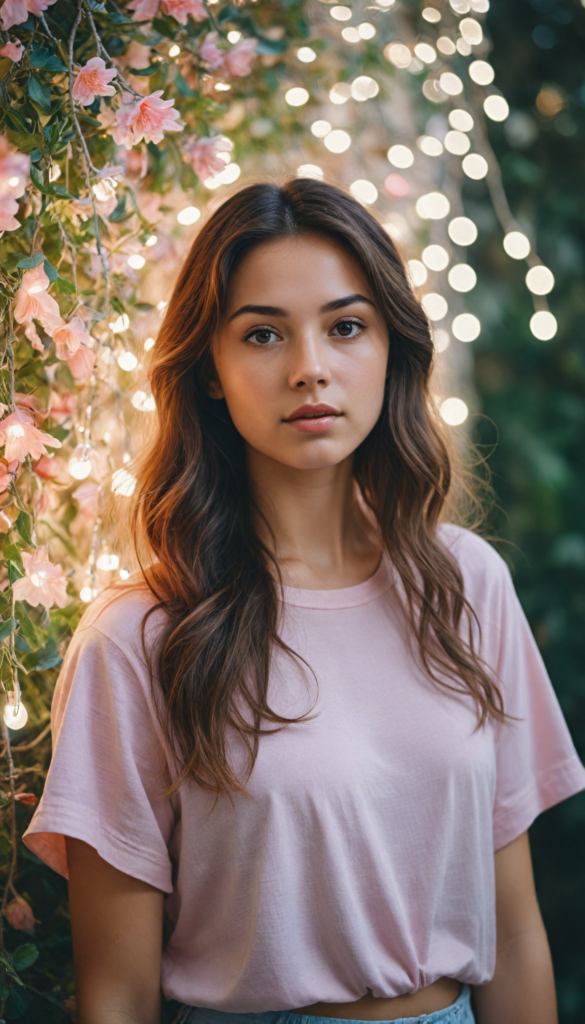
[288,333,331,391]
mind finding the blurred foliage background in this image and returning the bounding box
[472,1,585,1020]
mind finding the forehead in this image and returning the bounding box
[226,234,371,309]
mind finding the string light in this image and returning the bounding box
[169,44,181,56]
[422,293,448,321]
[416,192,450,219]
[96,551,120,571]
[285,87,309,106]
[422,7,441,22]
[131,390,156,412]
[227,31,241,43]
[449,109,474,132]
[384,43,411,69]
[483,95,509,121]
[117,351,138,371]
[111,468,137,497]
[417,135,443,156]
[407,260,428,287]
[330,5,351,19]
[452,313,481,341]
[462,153,488,179]
[525,266,554,295]
[3,700,28,730]
[128,254,146,270]
[437,37,456,55]
[342,28,361,43]
[350,179,378,204]
[311,120,332,137]
[177,206,201,225]
[80,586,97,603]
[422,245,449,271]
[448,217,478,245]
[358,22,376,38]
[145,235,158,247]
[503,231,531,259]
[351,76,379,100]
[69,443,93,480]
[204,163,240,188]
[530,311,557,340]
[109,313,129,333]
[387,144,414,168]
[440,397,469,425]
[448,264,477,292]
[297,164,324,179]
[459,17,483,44]
[433,329,450,352]
[143,337,155,351]
[444,130,470,155]
[329,82,351,104]
[468,60,494,85]
[324,129,351,152]
[439,72,464,96]
[414,43,436,64]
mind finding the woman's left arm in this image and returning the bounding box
[470,831,558,1024]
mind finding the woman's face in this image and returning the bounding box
[212,233,389,471]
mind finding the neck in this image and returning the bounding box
[246,446,381,590]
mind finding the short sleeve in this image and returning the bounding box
[23,623,175,892]
[491,562,585,851]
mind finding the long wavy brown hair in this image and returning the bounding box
[129,177,507,796]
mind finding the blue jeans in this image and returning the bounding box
[180,983,476,1024]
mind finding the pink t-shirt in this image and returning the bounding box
[24,525,585,1011]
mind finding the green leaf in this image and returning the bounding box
[22,638,62,673]
[0,617,17,642]
[16,610,43,651]
[29,164,73,200]
[54,276,76,296]
[0,834,11,856]
[11,944,39,971]
[15,512,32,546]
[27,76,52,114]
[16,253,45,271]
[28,45,67,73]
[8,562,25,586]
[108,192,127,222]
[128,65,160,76]
[0,952,22,984]
[5,130,45,154]
[5,980,30,1017]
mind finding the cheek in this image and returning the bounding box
[217,357,279,435]
[336,343,388,427]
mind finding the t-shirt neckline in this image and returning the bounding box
[281,552,394,609]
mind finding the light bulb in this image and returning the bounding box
[459,17,483,44]
[452,313,480,341]
[530,311,557,341]
[444,130,470,155]
[422,245,449,271]
[169,44,180,56]
[330,4,352,18]
[227,31,241,43]
[109,313,129,334]
[285,87,309,107]
[387,144,414,168]
[297,165,324,180]
[416,192,450,220]
[484,95,509,122]
[4,700,28,730]
[462,154,489,179]
[503,231,531,259]
[449,109,474,132]
[469,60,494,85]
[177,206,201,226]
[417,136,443,156]
[97,552,120,571]
[358,22,376,38]
[146,235,157,247]
[128,254,146,270]
[448,264,477,292]
[324,130,351,153]
[297,46,316,62]
[448,216,478,246]
[69,444,92,480]
[112,468,137,497]
[384,43,411,69]
[349,179,378,204]
[80,585,96,602]
[525,266,554,295]
[311,120,331,138]
[439,72,464,96]
[117,351,138,372]
[440,397,468,426]
[131,390,156,412]
[407,260,428,287]
[351,76,379,101]
[422,7,441,22]
[414,43,436,64]
[433,329,450,352]
[422,293,448,321]
[144,336,155,351]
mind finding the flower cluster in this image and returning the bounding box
[0,136,29,232]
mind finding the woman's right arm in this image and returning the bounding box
[66,837,165,1024]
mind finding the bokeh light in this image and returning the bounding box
[530,311,557,340]
[526,266,555,295]
[503,231,531,259]
[448,216,478,245]
[452,313,481,341]
[440,397,469,425]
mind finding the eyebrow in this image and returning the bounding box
[228,294,375,322]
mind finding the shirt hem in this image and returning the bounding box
[493,754,585,851]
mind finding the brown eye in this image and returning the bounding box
[332,318,365,338]
[246,328,278,346]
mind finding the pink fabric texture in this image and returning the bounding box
[24,526,585,1011]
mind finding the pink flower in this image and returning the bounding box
[33,454,62,478]
[0,0,56,30]
[199,31,224,70]
[50,316,92,360]
[24,322,44,351]
[72,57,117,107]
[73,480,100,515]
[0,39,23,61]
[184,135,233,181]
[112,90,183,148]
[161,0,207,24]
[0,458,16,493]
[67,344,96,381]
[0,407,62,462]
[12,546,69,609]
[48,392,77,424]
[127,0,160,20]
[224,37,257,77]
[3,897,36,934]
[0,134,29,232]
[13,263,63,334]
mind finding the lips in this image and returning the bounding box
[284,403,341,422]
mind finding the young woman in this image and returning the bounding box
[25,179,585,1024]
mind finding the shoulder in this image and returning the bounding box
[437,523,513,602]
[72,577,168,668]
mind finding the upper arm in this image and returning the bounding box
[493,831,544,950]
[67,837,165,1024]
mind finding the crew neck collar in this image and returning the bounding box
[281,552,395,609]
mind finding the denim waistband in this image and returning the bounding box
[179,982,474,1024]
